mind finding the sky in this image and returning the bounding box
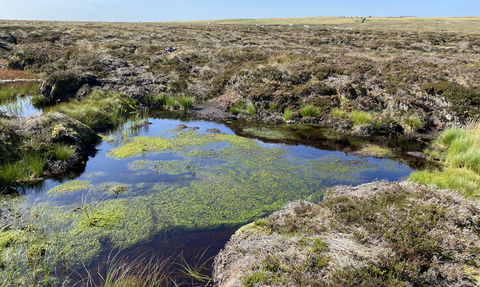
[0,0,478,22]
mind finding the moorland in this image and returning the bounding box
[1,16,480,286]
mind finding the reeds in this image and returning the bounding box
[81,251,172,287]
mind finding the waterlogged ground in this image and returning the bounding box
[1,114,416,284]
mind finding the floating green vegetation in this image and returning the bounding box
[19,129,401,274]
[243,127,295,141]
[307,156,378,182]
[48,180,92,195]
[97,182,132,195]
[355,144,393,158]
[128,160,196,175]
[85,171,108,178]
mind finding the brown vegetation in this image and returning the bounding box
[214,181,480,286]
[1,19,480,137]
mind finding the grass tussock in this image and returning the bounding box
[403,116,424,132]
[410,124,480,197]
[46,90,137,131]
[25,152,47,177]
[330,108,348,119]
[301,105,319,118]
[0,82,41,104]
[53,143,76,161]
[350,110,372,125]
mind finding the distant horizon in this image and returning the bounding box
[1,16,479,24]
[0,0,478,22]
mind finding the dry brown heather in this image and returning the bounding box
[214,181,480,287]
[1,17,480,135]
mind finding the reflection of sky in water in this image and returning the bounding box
[0,96,42,117]
[24,116,414,206]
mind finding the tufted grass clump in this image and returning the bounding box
[283,109,292,121]
[53,143,76,161]
[0,162,28,185]
[350,110,372,125]
[247,105,256,116]
[165,96,177,109]
[330,108,348,119]
[177,96,195,109]
[46,90,136,131]
[403,116,423,132]
[301,105,319,118]
[25,153,47,177]
[410,124,480,197]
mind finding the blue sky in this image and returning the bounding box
[0,0,478,22]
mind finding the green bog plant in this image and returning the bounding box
[301,105,319,118]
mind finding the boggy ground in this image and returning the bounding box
[213,181,480,287]
[1,18,480,138]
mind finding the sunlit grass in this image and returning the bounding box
[46,90,135,131]
[330,108,348,119]
[53,143,76,161]
[177,96,195,110]
[283,109,292,121]
[350,110,372,125]
[410,124,480,198]
[25,153,47,177]
[301,105,319,118]
[0,82,41,104]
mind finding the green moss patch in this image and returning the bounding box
[243,127,295,140]
[354,144,393,158]
[48,180,92,195]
